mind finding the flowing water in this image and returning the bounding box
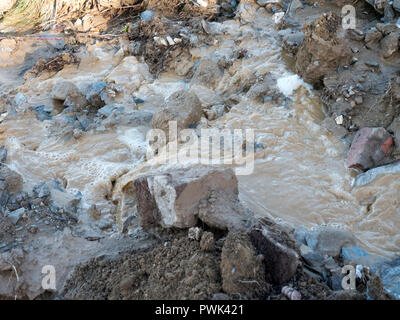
[1,3,400,259]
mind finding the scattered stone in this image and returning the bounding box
[188,227,203,241]
[221,231,268,298]
[365,28,383,49]
[51,82,78,101]
[191,58,223,88]
[7,207,25,224]
[281,286,301,300]
[365,61,380,68]
[322,117,348,138]
[346,127,393,170]
[367,274,395,300]
[342,246,369,263]
[372,257,400,299]
[0,165,23,193]
[33,182,51,198]
[0,147,7,163]
[384,5,395,23]
[279,29,304,55]
[394,0,400,12]
[140,10,155,22]
[151,90,202,140]
[85,82,106,108]
[381,32,399,58]
[200,231,215,251]
[14,93,27,109]
[305,226,357,258]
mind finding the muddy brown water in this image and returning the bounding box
[1,4,400,261]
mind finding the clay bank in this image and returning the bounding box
[0,0,400,300]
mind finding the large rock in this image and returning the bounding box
[51,81,78,101]
[221,231,268,298]
[295,13,352,86]
[152,90,202,139]
[250,221,300,284]
[304,226,357,258]
[364,28,383,49]
[346,127,393,170]
[132,167,251,229]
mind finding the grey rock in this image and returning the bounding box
[200,231,215,251]
[7,207,25,224]
[0,147,7,163]
[85,81,106,108]
[140,10,155,21]
[381,32,399,58]
[372,257,400,299]
[353,162,400,187]
[394,0,400,12]
[191,58,223,88]
[293,226,308,245]
[51,82,78,101]
[152,90,202,140]
[305,226,357,258]
[384,5,395,23]
[33,182,51,198]
[14,93,27,108]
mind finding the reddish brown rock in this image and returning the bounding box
[346,127,393,170]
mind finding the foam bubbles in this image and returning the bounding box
[277,74,307,96]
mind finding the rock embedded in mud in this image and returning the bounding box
[380,32,399,58]
[51,81,78,101]
[151,90,202,139]
[295,13,352,86]
[346,127,393,170]
[191,58,223,89]
[373,257,400,299]
[250,224,300,285]
[200,231,215,251]
[221,231,268,298]
[365,28,383,49]
[304,226,357,259]
[85,82,107,108]
[188,227,203,241]
[133,167,245,229]
[7,207,25,225]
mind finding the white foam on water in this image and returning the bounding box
[277,74,307,96]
